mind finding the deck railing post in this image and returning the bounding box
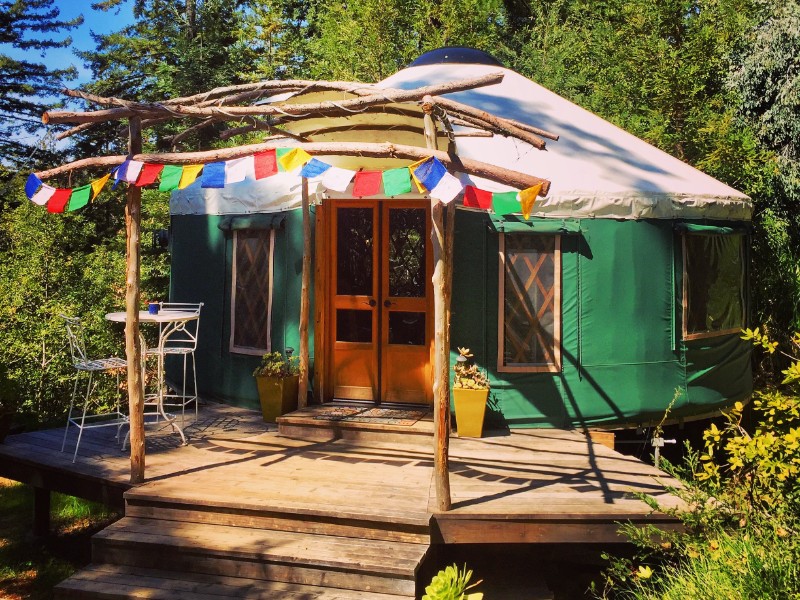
[298,177,311,408]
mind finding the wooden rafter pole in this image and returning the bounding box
[34,141,550,196]
[125,116,146,484]
[298,178,311,409]
[43,73,505,125]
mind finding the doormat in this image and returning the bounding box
[312,406,428,426]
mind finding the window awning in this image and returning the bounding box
[217,213,286,231]
[674,222,750,235]
[489,216,581,234]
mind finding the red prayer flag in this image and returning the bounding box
[463,185,493,209]
[352,170,382,197]
[254,150,278,179]
[47,188,72,213]
[136,163,164,186]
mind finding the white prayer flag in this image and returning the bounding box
[124,160,144,183]
[321,166,357,192]
[31,184,56,206]
[430,172,463,204]
[225,156,253,184]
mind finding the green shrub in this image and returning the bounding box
[423,563,483,600]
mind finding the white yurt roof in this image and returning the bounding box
[172,48,751,221]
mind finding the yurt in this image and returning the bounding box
[168,47,752,428]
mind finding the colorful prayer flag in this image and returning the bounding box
[178,165,203,189]
[158,165,183,192]
[114,159,131,181]
[321,166,356,192]
[382,167,412,196]
[68,185,92,211]
[408,158,428,193]
[278,148,312,172]
[300,158,332,179]
[201,162,226,188]
[31,184,56,206]
[124,160,144,183]
[254,150,278,179]
[412,157,447,192]
[47,188,72,213]
[463,185,492,209]
[518,183,543,220]
[25,174,42,199]
[225,156,252,184]
[430,172,463,204]
[136,163,164,187]
[352,171,382,197]
[90,174,111,200]
[492,191,521,215]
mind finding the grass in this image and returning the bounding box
[0,478,120,600]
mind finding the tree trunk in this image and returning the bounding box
[298,178,311,409]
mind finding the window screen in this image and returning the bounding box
[231,229,274,354]
[499,234,560,371]
[684,234,745,339]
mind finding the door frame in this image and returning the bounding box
[313,198,434,405]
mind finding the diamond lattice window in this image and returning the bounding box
[231,230,274,354]
[499,234,560,372]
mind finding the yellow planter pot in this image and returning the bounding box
[255,375,299,423]
[453,387,489,437]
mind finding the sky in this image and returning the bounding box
[3,0,135,85]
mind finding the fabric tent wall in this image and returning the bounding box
[168,208,310,409]
[451,210,752,428]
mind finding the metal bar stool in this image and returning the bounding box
[60,315,128,462]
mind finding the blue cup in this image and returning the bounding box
[148,302,160,315]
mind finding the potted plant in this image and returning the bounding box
[0,365,19,443]
[452,347,490,437]
[253,348,300,423]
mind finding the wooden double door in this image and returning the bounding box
[326,200,433,405]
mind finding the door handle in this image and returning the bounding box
[384,300,394,308]
[365,298,377,307]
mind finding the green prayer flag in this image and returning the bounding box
[159,165,183,191]
[492,191,521,215]
[382,168,412,196]
[276,148,291,172]
[67,184,92,211]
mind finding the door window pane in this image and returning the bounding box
[337,208,373,296]
[336,309,372,343]
[388,208,426,298]
[388,312,426,346]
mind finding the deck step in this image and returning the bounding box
[277,408,434,444]
[93,517,427,596]
[54,564,412,599]
[124,495,430,543]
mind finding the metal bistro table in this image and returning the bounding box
[105,310,199,447]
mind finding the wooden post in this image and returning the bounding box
[424,107,452,511]
[33,487,50,538]
[298,177,311,408]
[125,117,145,484]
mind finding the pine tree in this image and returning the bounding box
[0,0,82,166]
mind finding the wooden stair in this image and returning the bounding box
[54,488,430,599]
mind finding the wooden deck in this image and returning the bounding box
[0,401,683,598]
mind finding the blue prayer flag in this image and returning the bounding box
[413,157,447,191]
[300,158,332,178]
[24,173,42,199]
[201,162,226,188]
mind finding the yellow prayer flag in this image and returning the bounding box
[90,173,111,200]
[518,183,543,220]
[178,164,204,189]
[278,148,312,172]
[408,157,428,193]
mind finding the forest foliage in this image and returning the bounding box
[0,0,798,423]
